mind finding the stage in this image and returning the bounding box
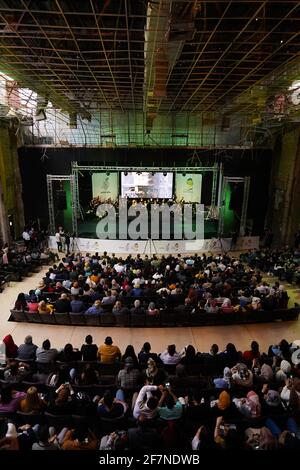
[48,235,259,255]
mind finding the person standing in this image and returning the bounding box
[59,226,65,252]
[22,228,31,250]
[65,233,70,255]
[55,231,62,252]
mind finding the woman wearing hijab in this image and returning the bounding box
[143,358,167,385]
[3,335,18,358]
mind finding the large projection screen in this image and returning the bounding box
[175,173,202,203]
[92,173,119,201]
[121,172,173,198]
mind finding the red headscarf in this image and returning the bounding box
[3,335,18,358]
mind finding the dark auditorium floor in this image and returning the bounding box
[2,267,300,354]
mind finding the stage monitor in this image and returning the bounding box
[92,172,119,201]
[175,173,202,203]
[121,172,173,199]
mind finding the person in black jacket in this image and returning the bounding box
[80,335,98,361]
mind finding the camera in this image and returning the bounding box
[165,382,170,389]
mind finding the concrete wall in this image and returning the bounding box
[0,124,25,241]
[266,126,300,246]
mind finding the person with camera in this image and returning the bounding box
[157,384,184,421]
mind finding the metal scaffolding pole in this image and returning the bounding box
[211,163,219,206]
[70,175,78,236]
[47,175,55,234]
[240,176,251,236]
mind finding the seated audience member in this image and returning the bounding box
[32,424,59,450]
[231,363,253,387]
[61,426,98,450]
[17,335,37,360]
[220,298,234,313]
[184,389,211,422]
[57,343,81,362]
[14,293,28,311]
[261,386,285,416]
[158,387,183,420]
[54,293,71,313]
[233,391,261,418]
[3,334,18,358]
[133,384,162,420]
[275,359,292,383]
[36,339,58,363]
[3,361,31,383]
[38,300,53,315]
[0,385,25,412]
[121,345,138,366]
[147,302,159,316]
[101,289,116,305]
[117,357,141,390]
[130,299,146,316]
[112,300,128,317]
[242,341,261,367]
[19,386,47,413]
[75,363,100,386]
[138,342,161,367]
[97,336,121,364]
[160,344,182,365]
[143,358,167,385]
[245,426,277,451]
[179,345,199,366]
[214,416,244,450]
[213,367,233,389]
[70,281,81,296]
[80,335,98,361]
[97,389,127,419]
[192,426,216,450]
[127,414,159,451]
[70,295,85,313]
[204,298,219,313]
[47,384,75,415]
[219,343,242,368]
[85,299,104,315]
[27,296,39,313]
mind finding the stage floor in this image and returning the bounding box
[2,265,300,355]
[77,217,219,239]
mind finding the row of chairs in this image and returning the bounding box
[9,307,300,327]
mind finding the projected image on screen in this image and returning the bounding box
[121,172,173,198]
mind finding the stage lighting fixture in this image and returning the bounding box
[151,172,155,176]
[163,172,167,176]
[106,171,110,176]
[124,171,128,176]
[182,172,186,177]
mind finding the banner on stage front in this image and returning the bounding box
[92,173,119,201]
[175,173,202,203]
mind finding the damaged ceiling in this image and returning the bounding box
[0,0,299,137]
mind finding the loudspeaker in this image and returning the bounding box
[56,190,67,210]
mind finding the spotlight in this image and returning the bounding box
[124,171,128,176]
[182,172,186,177]
[151,172,155,176]
[106,171,110,176]
[163,172,167,177]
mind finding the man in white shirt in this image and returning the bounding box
[55,232,62,252]
[133,384,163,420]
[22,229,30,249]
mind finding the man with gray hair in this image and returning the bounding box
[17,335,37,360]
[130,299,146,316]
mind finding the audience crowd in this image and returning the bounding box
[10,249,295,320]
[1,334,300,450]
